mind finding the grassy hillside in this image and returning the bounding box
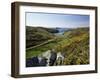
[26,27,89,65]
[26,26,56,48]
[55,27,89,65]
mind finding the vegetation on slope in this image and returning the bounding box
[57,28,89,65]
[26,26,57,48]
[26,27,89,65]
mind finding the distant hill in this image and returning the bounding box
[26,26,57,48]
[38,27,59,33]
[64,27,89,37]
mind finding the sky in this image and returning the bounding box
[26,12,89,28]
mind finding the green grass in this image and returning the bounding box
[26,40,58,58]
